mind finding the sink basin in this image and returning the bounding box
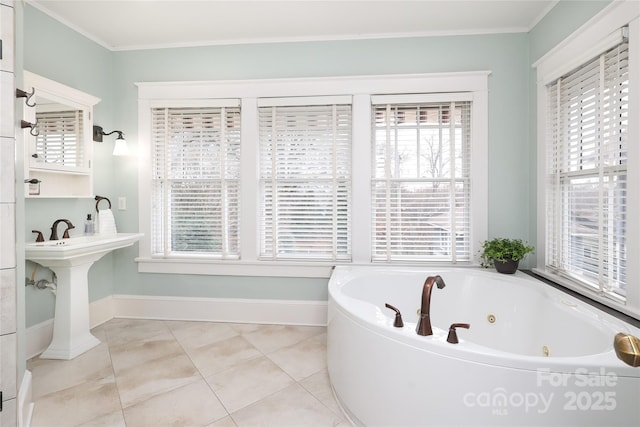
[26,233,143,267]
[25,233,143,359]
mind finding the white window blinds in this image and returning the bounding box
[35,110,84,167]
[258,98,352,261]
[372,98,472,262]
[546,39,628,297]
[151,104,241,258]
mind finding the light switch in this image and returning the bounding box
[118,197,126,210]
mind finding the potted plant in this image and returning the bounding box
[479,238,534,274]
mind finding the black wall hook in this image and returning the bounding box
[21,120,39,136]
[16,87,37,107]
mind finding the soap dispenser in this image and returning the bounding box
[84,213,95,235]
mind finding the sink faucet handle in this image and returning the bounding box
[447,323,471,344]
[32,230,44,242]
[62,222,75,239]
[384,303,404,328]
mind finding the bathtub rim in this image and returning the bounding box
[328,265,640,378]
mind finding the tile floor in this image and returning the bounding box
[28,319,350,427]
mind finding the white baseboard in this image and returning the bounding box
[18,370,33,427]
[26,295,327,357]
[113,294,328,326]
[89,295,115,328]
[25,319,53,360]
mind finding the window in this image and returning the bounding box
[371,96,472,262]
[150,103,241,258]
[137,73,488,276]
[35,109,84,167]
[258,98,352,261]
[545,41,628,298]
[535,1,639,319]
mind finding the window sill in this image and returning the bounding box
[136,257,477,278]
[136,257,335,278]
[532,268,639,322]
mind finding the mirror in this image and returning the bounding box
[23,71,101,197]
[33,96,85,168]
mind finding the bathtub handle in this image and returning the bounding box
[384,303,404,328]
[447,323,470,344]
[614,332,640,367]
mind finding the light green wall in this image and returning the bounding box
[110,34,532,298]
[23,6,115,326]
[22,1,612,327]
[529,1,612,64]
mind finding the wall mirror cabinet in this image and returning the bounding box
[23,71,100,197]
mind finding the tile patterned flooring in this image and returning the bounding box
[28,319,349,427]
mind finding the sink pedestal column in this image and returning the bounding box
[25,233,143,359]
[40,261,101,359]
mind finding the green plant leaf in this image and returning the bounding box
[479,238,534,268]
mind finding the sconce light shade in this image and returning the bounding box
[93,125,129,156]
[113,135,129,156]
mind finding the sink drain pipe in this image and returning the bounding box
[25,264,57,295]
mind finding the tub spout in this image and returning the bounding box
[416,275,446,336]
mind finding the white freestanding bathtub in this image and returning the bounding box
[327,266,640,426]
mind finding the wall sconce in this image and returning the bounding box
[93,125,129,156]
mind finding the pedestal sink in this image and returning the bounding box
[25,233,143,359]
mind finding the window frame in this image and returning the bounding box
[149,101,242,259]
[371,94,473,263]
[257,97,353,262]
[534,0,640,320]
[137,73,489,277]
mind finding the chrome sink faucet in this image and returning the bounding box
[416,275,446,336]
[50,219,75,240]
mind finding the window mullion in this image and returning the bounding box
[239,97,258,262]
[557,79,566,271]
[385,105,392,262]
[163,108,171,257]
[597,53,606,292]
[221,107,228,257]
[449,101,457,263]
[332,105,338,261]
[416,106,421,180]
[270,106,278,261]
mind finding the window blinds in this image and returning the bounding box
[258,100,352,261]
[35,110,84,167]
[371,100,472,262]
[546,40,628,296]
[151,104,241,258]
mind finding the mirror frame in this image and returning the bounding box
[23,70,101,173]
